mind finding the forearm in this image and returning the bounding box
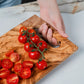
[37,0,60,15]
[38,0,56,8]
[37,0,68,45]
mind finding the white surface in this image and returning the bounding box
[0,8,84,84]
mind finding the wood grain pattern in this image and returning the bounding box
[0,15,78,84]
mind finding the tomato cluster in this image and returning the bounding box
[18,26,48,70]
[0,26,48,84]
[0,50,33,84]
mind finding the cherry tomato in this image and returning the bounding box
[37,41,47,51]
[28,29,36,36]
[5,50,14,57]
[14,63,23,73]
[2,59,13,69]
[0,68,10,78]
[30,35,39,44]
[29,51,40,59]
[24,43,33,52]
[18,35,27,43]
[22,61,33,68]
[7,74,19,84]
[0,60,1,68]
[19,26,27,34]
[10,53,20,62]
[36,60,47,70]
[19,67,31,79]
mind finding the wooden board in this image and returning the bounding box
[0,15,78,84]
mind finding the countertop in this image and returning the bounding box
[0,5,84,84]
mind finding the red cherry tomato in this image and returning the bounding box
[37,41,47,51]
[22,61,33,68]
[10,53,20,62]
[18,35,27,43]
[24,43,33,52]
[14,63,23,73]
[36,60,47,70]
[19,67,31,79]
[30,35,39,44]
[0,60,1,68]
[19,26,27,34]
[7,74,19,84]
[0,68,10,78]
[28,29,36,36]
[29,51,40,59]
[5,50,14,57]
[2,59,13,69]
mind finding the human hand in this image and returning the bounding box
[38,0,68,45]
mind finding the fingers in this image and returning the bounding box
[57,28,68,37]
[39,23,45,33]
[53,19,68,38]
[42,24,48,39]
[47,29,57,45]
[50,15,68,38]
[39,23,57,45]
[47,28,57,45]
[39,23,48,39]
[51,38,57,45]
[47,28,52,43]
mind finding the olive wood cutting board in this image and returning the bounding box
[0,15,78,84]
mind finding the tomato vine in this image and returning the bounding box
[22,29,47,62]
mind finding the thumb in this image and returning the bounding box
[53,20,68,37]
[57,28,68,37]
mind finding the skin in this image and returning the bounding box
[37,0,68,45]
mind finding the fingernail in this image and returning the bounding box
[52,38,57,45]
[48,28,52,33]
[58,30,68,38]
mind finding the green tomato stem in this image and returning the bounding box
[24,30,46,60]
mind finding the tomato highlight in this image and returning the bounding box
[22,61,33,68]
[30,35,39,44]
[24,43,33,52]
[7,74,19,84]
[0,68,10,78]
[18,35,27,43]
[14,63,23,73]
[19,67,31,79]
[19,26,27,34]
[36,60,47,70]
[10,53,20,62]
[37,41,47,51]
[29,51,40,59]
